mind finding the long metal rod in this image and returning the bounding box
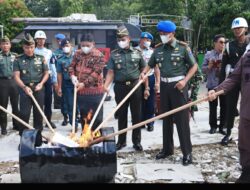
[29,94,55,133]
[90,90,224,145]
[0,106,33,130]
[94,71,151,133]
[72,85,77,134]
[89,84,112,130]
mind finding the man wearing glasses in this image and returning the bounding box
[219,17,249,146]
[202,34,227,135]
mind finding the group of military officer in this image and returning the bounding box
[104,21,198,164]
[1,20,199,166]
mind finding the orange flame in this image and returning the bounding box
[69,110,102,147]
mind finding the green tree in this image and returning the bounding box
[24,0,61,17]
[59,0,92,16]
[0,0,33,39]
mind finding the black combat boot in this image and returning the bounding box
[62,114,68,126]
[218,126,226,135]
[45,115,57,129]
[221,129,232,146]
[49,121,57,129]
[1,127,7,135]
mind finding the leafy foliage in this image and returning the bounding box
[2,0,250,51]
[0,0,33,39]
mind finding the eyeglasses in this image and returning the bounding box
[218,41,226,44]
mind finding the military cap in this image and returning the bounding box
[81,33,95,42]
[116,25,129,37]
[61,38,70,47]
[141,32,153,40]
[22,33,35,45]
[157,20,177,33]
[0,36,10,43]
[55,33,66,40]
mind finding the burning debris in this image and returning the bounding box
[69,110,102,148]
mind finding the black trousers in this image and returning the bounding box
[208,89,226,129]
[160,81,192,156]
[0,79,19,130]
[44,77,53,122]
[19,87,45,135]
[114,81,142,145]
[225,87,240,135]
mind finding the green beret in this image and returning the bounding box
[22,33,35,46]
[0,36,10,43]
[117,25,129,38]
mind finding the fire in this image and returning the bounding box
[78,119,93,147]
[69,110,102,148]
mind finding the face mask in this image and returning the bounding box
[118,40,129,49]
[160,35,171,44]
[143,41,151,48]
[82,46,92,54]
[63,47,71,54]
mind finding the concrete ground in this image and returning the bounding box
[0,83,240,183]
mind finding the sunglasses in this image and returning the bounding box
[218,41,226,44]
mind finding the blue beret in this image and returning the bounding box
[55,33,66,40]
[157,20,177,33]
[141,32,153,40]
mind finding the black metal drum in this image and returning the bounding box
[19,127,117,183]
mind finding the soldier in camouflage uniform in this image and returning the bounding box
[13,34,49,135]
[188,66,203,120]
[104,25,146,151]
[0,36,19,135]
[141,20,198,166]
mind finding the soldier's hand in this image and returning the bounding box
[140,72,148,82]
[24,86,33,96]
[154,84,160,93]
[144,89,150,100]
[175,79,186,91]
[54,83,59,92]
[103,85,110,95]
[35,83,43,92]
[57,89,62,97]
[208,90,217,101]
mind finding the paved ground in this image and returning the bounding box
[0,83,241,183]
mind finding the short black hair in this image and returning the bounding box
[213,34,225,42]
[81,33,95,42]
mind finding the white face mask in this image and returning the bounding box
[82,46,92,54]
[160,35,171,44]
[118,40,129,49]
[63,47,71,54]
[143,41,151,48]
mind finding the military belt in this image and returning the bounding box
[161,76,185,83]
[115,79,138,86]
[25,82,39,87]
